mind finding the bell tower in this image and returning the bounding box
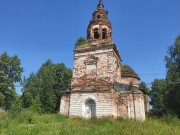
[71,0,121,92]
[87,0,112,45]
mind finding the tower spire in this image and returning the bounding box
[87,0,112,45]
[99,0,103,5]
[97,0,104,10]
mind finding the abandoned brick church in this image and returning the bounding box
[60,0,147,121]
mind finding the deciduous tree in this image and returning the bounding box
[150,79,167,115]
[22,60,72,112]
[0,52,23,110]
[165,35,180,116]
[139,81,150,95]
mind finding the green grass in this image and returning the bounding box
[0,111,180,135]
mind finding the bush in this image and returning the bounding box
[161,113,180,126]
[8,98,23,118]
[29,95,42,113]
[16,109,34,124]
[8,98,34,124]
[75,37,87,48]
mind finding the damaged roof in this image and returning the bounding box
[121,64,140,80]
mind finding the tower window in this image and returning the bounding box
[93,28,99,39]
[102,28,107,39]
[97,15,101,19]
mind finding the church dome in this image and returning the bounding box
[121,65,140,80]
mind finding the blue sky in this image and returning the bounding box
[0,0,179,93]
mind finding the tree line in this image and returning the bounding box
[0,35,180,117]
[150,35,180,117]
[0,54,72,113]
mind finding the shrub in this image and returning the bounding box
[75,37,87,48]
[29,95,42,113]
[161,113,180,126]
[8,98,23,118]
[16,109,34,124]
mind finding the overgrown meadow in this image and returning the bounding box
[0,110,180,135]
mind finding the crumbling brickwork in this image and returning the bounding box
[144,96,150,113]
[120,77,140,87]
[60,1,146,121]
[71,44,121,91]
[60,93,70,115]
[113,91,145,120]
[87,1,112,45]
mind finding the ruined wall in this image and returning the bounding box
[69,92,116,118]
[120,77,140,87]
[60,94,70,115]
[114,91,145,121]
[144,96,150,113]
[72,44,121,91]
[88,24,112,45]
[67,43,145,121]
[68,90,145,121]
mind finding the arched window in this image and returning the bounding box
[97,15,101,19]
[93,28,99,39]
[102,28,107,39]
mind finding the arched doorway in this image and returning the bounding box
[85,99,96,118]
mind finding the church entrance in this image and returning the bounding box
[85,99,96,118]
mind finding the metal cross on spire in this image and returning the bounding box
[99,0,103,5]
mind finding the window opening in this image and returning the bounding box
[93,28,99,39]
[102,28,107,39]
[97,15,101,19]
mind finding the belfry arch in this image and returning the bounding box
[102,28,107,39]
[93,28,99,39]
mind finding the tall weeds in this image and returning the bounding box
[0,112,180,135]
